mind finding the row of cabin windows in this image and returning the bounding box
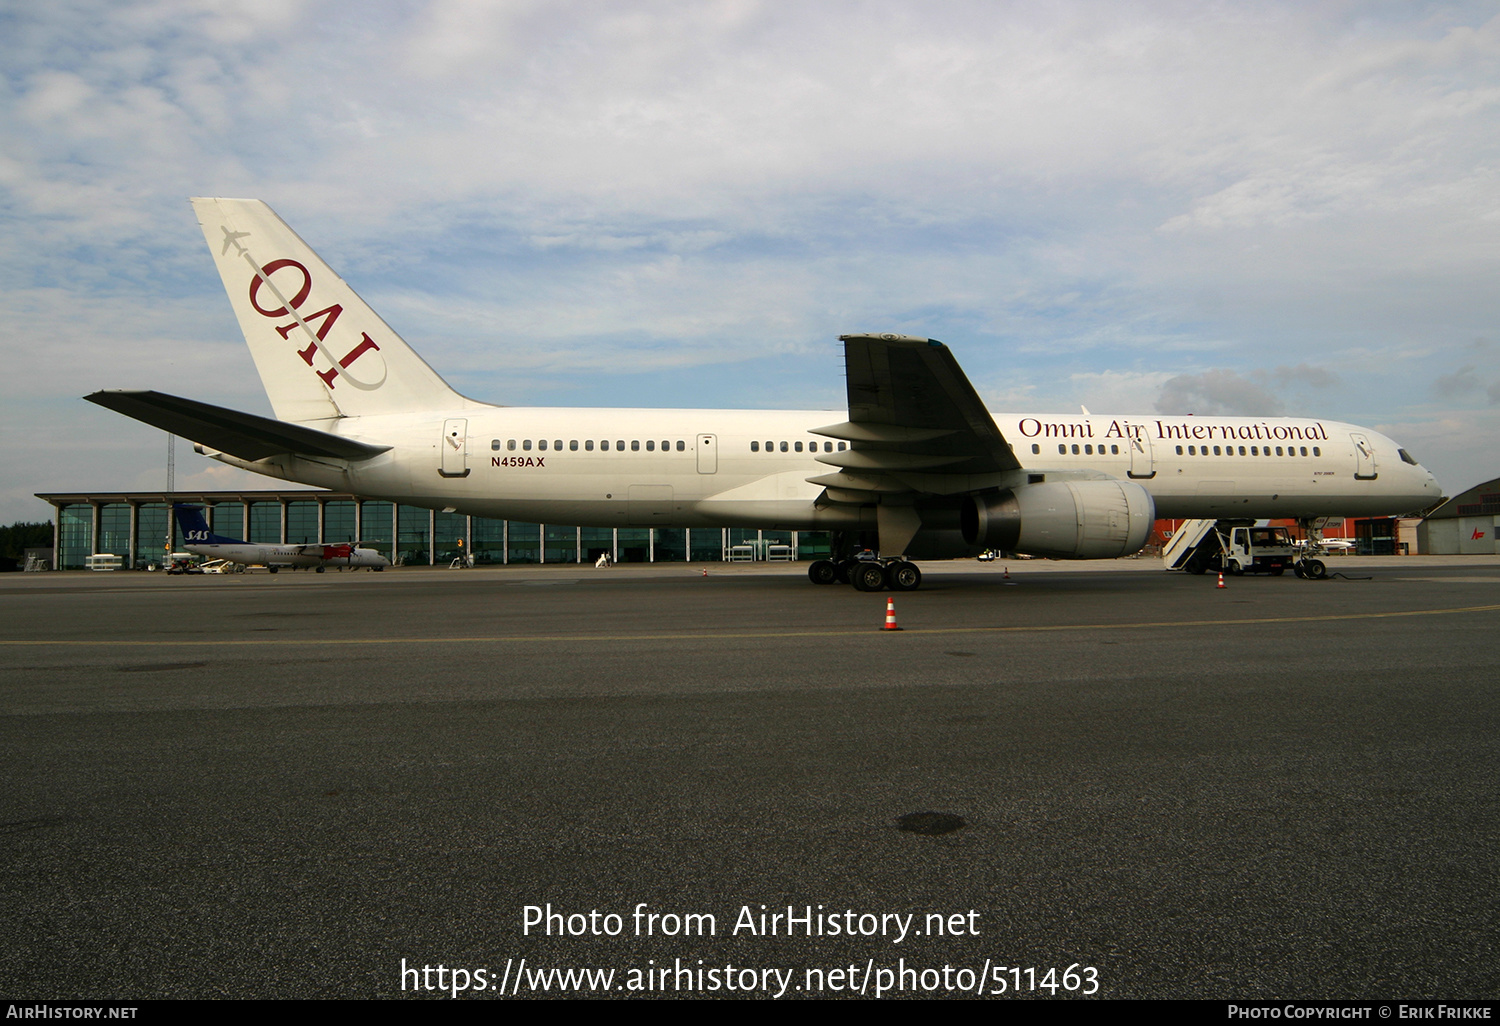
[1174,444,1321,457]
[491,436,1319,458]
[493,439,687,452]
[1030,441,1323,458]
[750,441,847,453]
[1031,443,1123,455]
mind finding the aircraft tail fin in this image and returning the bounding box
[190,198,468,423]
[173,503,246,546]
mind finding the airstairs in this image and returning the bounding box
[1161,519,1221,571]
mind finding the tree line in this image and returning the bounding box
[0,521,54,569]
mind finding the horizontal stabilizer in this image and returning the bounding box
[84,390,390,461]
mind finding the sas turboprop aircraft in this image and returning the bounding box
[86,198,1442,591]
[172,503,389,572]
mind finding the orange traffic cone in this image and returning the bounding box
[882,596,902,631]
[702,568,708,577]
[1217,572,1226,589]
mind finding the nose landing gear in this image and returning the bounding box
[1292,517,1332,580]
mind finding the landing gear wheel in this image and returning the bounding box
[835,559,855,584]
[1301,559,1327,580]
[268,566,278,574]
[807,559,838,585]
[887,561,922,591]
[315,565,325,573]
[850,562,887,592]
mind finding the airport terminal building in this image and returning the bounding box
[34,490,834,570]
[34,477,1490,570]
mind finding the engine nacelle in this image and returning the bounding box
[961,479,1156,559]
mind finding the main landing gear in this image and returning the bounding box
[807,556,922,591]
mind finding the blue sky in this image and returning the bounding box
[3,1,1499,523]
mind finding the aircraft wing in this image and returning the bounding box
[84,390,390,462]
[808,334,1021,500]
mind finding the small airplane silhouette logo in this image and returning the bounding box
[220,226,251,256]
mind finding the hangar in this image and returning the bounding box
[1415,477,1500,555]
[34,490,833,570]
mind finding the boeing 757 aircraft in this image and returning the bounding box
[86,198,1442,590]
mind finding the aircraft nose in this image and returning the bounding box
[1414,466,1442,502]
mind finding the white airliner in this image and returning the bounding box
[86,198,1442,591]
[172,503,390,572]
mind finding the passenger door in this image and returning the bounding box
[440,419,469,478]
[1127,425,1155,479]
[1350,432,1377,480]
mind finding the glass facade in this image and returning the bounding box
[249,502,281,544]
[435,511,467,565]
[507,522,539,564]
[324,501,356,543]
[653,527,686,561]
[690,527,725,561]
[135,503,174,567]
[581,527,612,564]
[59,505,91,569]
[397,505,430,565]
[797,531,832,559]
[99,504,131,558]
[1355,518,1398,556]
[764,529,793,560]
[472,517,505,564]
[616,528,649,563]
[286,501,319,544]
[360,501,393,559]
[42,494,834,570]
[727,527,758,561]
[211,502,245,540]
[544,524,578,563]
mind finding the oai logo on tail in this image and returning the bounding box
[221,226,389,391]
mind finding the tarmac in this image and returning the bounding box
[1,555,1497,999]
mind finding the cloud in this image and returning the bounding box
[1375,410,1500,495]
[1269,364,1340,390]
[1155,370,1286,417]
[1067,369,1177,413]
[1433,365,1480,399]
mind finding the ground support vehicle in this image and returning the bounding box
[1216,525,1298,576]
[1164,519,1331,579]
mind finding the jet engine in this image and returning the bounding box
[960,479,1155,559]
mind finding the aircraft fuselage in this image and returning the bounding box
[215,405,1441,532]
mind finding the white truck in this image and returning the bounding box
[1215,524,1300,576]
[1164,519,1328,579]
